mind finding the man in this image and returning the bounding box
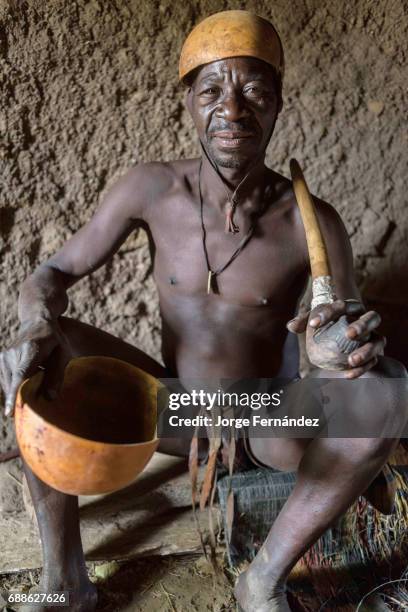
[0,10,406,612]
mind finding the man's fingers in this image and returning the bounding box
[344,300,366,317]
[309,300,349,328]
[346,311,381,339]
[0,327,66,416]
[345,356,378,379]
[348,336,385,368]
[1,352,26,417]
[0,353,12,398]
[5,369,25,416]
[5,342,41,415]
[287,310,309,334]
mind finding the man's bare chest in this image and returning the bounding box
[148,194,307,309]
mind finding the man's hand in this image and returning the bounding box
[0,318,70,416]
[287,299,386,378]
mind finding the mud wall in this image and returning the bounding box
[1,0,407,448]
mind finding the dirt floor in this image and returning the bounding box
[0,556,236,612]
[2,556,407,611]
[0,453,236,611]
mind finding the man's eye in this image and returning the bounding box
[244,86,262,95]
[201,87,219,95]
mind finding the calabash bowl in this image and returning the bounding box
[15,356,159,495]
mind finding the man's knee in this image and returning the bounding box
[373,355,408,379]
[369,357,408,431]
[357,377,407,438]
[58,315,167,378]
[314,357,407,437]
[248,437,310,472]
[58,316,76,331]
[59,315,91,338]
[58,316,85,352]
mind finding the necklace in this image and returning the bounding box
[218,168,253,235]
[199,141,260,234]
[198,158,268,294]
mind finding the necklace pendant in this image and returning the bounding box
[225,201,240,234]
[207,271,219,294]
[207,270,213,294]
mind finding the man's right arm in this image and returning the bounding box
[1,162,169,414]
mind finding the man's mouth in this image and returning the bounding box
[211,131,255,148]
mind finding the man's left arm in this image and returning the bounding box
[288,199,386,378]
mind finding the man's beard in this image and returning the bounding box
[205,140,255,170]
[211,153,246,169]
[205,132,273,171]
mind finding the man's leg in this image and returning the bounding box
[235,357,408,612]
[21,316,177,611]
[23,464,97,612]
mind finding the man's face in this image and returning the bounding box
[186,57,281,170]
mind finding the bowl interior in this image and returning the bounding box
[20,357,158,445]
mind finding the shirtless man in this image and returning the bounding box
[0,10,406,612]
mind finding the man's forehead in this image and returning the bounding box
[195,57,274,82]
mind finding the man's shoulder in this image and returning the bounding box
[313,196,347,234]
[124,158,199,195]
[270,167,344,226]
[123,160,174,191]
[160,157,200,189]
[290,181,348,244]
[266,168,348,250]
[266,168,298,219]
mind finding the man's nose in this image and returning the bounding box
[217,92,249,122]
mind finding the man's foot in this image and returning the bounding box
[234,565,291,612]
[19,579,97,612]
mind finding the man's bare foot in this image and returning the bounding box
[19,579,97,612]
[234,565,291,612]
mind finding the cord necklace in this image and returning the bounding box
[198,158,268,294]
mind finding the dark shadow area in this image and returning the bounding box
[366,297,408,369]
[0,206,16,241]
[288,556,408,610]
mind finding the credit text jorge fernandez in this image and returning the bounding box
[167,414,321,428]
[165,389,320,429]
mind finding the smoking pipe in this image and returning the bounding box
[290,159,364,371]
